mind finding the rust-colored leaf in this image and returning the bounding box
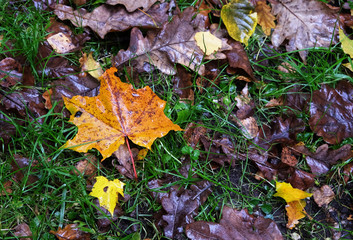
[62,67,182,160]
[286,200,306,229]
[186,206,283,240]
[309,81,353,144]
[54,3,170,39]
[50,224,91,240]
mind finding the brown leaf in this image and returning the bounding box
[173,65,194,102]
[292,144,353,175]
[54,3,170,39]
[309,81,353,144]
[343,162,353,184]
[313,185,335,207]
[50,224,91,240]
[93,199,124,233]
[74,153,99,176]
[42,89,53,110]
[271,0,339,61]
[183,122,208,149]
[106,0,162,12]
[186,206,283,240]
[13,223,32,240]
[11,154,39,185]
[281,147,298,166]
[0,57,23,87]
[0,180,12,196]
[255,0,276,36]
[0,110,16,146]
[112,143,139,179]
[113,8,231,75]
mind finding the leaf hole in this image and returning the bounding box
[75,111,83,117]
[103,186,108,192]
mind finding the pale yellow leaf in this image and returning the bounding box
[340,28,353,58]
[195,32,222,56]
[47,32,75,54]
[80,52,103,80]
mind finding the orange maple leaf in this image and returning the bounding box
[62,67,182,160]
[255,1,276,36]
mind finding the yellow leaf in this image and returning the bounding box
[89,176,124,215]
[194,32,222,56]
[286,200,306,229]
[62,67,182,160]
[79,52,103,80]
[255,1,276,36]
[274,181,312,203]
[343,62,353,72]
[137,148,149,160]
[221,0,258,45]
[340,28,353,58]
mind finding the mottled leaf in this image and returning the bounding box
[79,52,103,80]
[50,224,91,240]
[106,0,162,12]
[313,185,335,207]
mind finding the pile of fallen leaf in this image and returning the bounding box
[2,0,353,239]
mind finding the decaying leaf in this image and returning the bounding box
[255,0,275,36]
[343,162,353,184]
[90,176,125,215]
[11,154,39,185]
[106,0,162,12]
[186,206,283,240]
[271,0,339,61]
[195,31,222,55]
[313,185,335,207]
[62,67,182,160]
[50,224,91,240]
[0,180,12,196]
[309,81,353,144]
[274,181,312,229]
[42,89,53,110]
[74,153,99,176]
[339,28,353,58]
[13,223,32,240]
[113,8,231,75]
[221,0,257,45]
[0,57,23,87]
[113,143,139,179]
[79,52,103,80]
[54,3,170,39]
[47,32,76,54]
[281,147,298,166]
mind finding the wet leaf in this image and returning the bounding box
[50,223,91,240]
[62,67,182,160]
[11,154,39,185]
[73,153,99,176]
[113,143,139,179]
[281,147,298,167]
[339,28,353,58]
[285,200,306,229]
[343,162,353,184]
[79,52,103,80]
[221,0,257,45]
[13,223,32,240]
[309,81,353,144]
[0,58,23,87]
[195,31,222,55]
[47,32,76,54]
[106,0,162,12]
[255,0,275,36]
[271,0,339,61]
[90,176,124,216]
[313,185,335,207]
[113,8,231,75]
[54,3,170,39]
[186,206,283,240]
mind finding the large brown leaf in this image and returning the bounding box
[113,7,231,75]
[271,0,339,61]
[309,81,353,144]
[186,206,283,240]
[54,3,170,39]
[106,0,162,12]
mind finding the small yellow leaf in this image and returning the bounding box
[89,176,124,215]
[274,181,312,203]
[343,62,353,71]
[47,32,76,54]
[137,148,149,160]
[80,52,103,80]
[255,1,276,36]
[340,28,353,58]
[195,32,222,56]
[221,0,258,45]
[286,200,306,229]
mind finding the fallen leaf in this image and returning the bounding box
[106,0,162,12]
[137,148,148,160]
[281,147,298,166]
[62,67,182,160]
[255,0,276,35]
[42,89,53,110]
[221,0,257,45]
[186,206,283,240]
[79,52,103,80]
[343,162,353,184]
[89,176,125,215]
[340,28,353,58]
[93,199,124,233]
[50,223,91,240]
[113,8,231,75]
[0,180,12,196]
[113,143,139,179]
[47,32,76,54]
[74,153,99,176]
[309,81,353,144]
[271,0,339,61]
[195,31,222,55]
[173,65,194,102]
[11,154,39,185]
[54,3,170,39]
[0,57,23,87]
[183,122,208,149]
[292,144,352,175]
[13,223,32,240]
[285,200,306,229]
[313,185,335,207]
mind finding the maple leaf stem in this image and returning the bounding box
[125,136,138,180]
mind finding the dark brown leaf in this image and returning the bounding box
[49,223,91,240]
[292,144,353,175]
[113,7,230,75]
[106,0,162,12]
[186,206,283,240]
[11,154,39,185]
[54,3,170,39]
[284,85,309,116]
[309,81,353,144]
[281,146,298,166]
[0,58,23,87]
[343,162,353,184]
[93,199,124,233]
[173,65,194,102]
[13,223,32,240]
[0,109,16,146]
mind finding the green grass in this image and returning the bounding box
[1,0,353,239]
